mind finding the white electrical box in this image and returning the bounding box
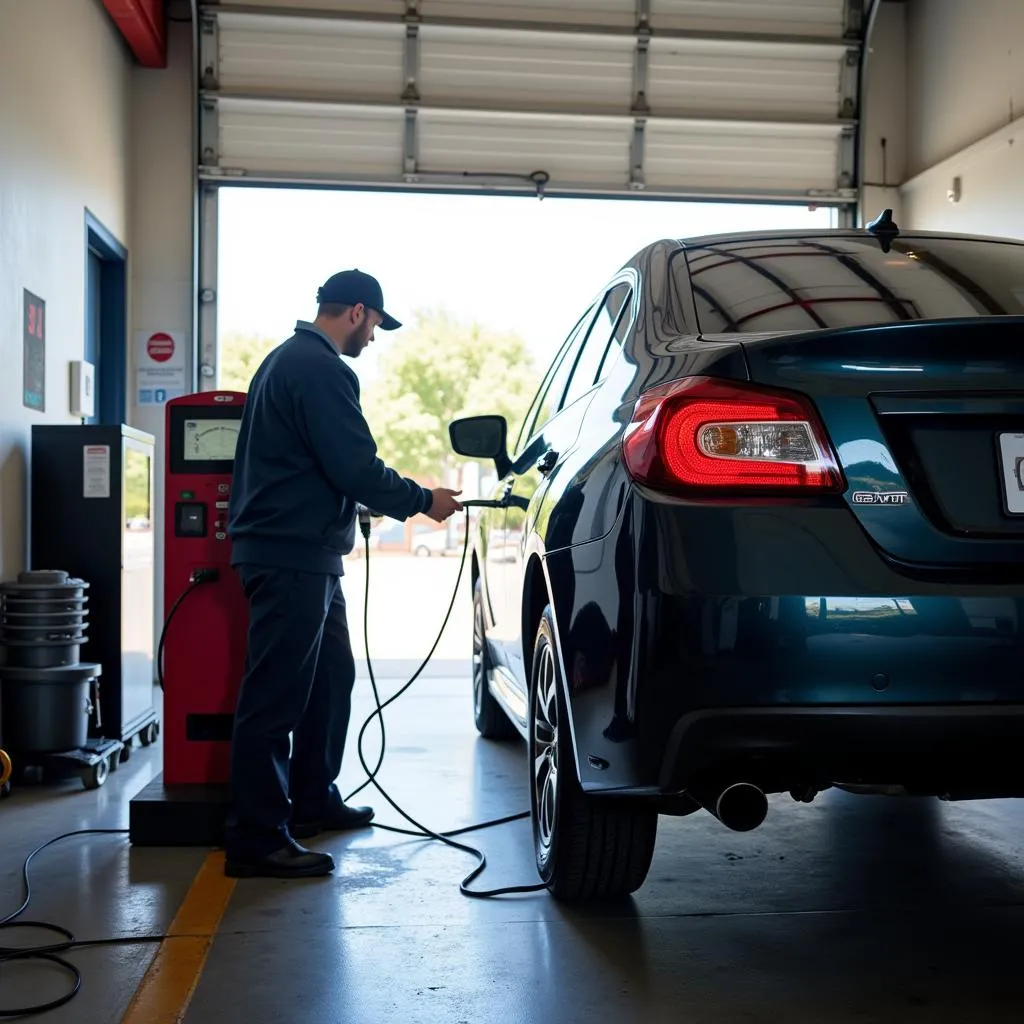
[70,360,96,419]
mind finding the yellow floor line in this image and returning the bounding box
[121,851,236,1024]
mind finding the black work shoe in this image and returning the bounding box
[290,804,375,840]
[225,840,335,879]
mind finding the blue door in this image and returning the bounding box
[85,212,128,425]
[85,247,102,424]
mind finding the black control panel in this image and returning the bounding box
[175,502,207,538]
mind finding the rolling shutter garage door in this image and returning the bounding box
[198,0,868,205]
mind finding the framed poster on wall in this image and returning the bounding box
[23,289,45,411]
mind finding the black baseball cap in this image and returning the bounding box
[316,269,402,331]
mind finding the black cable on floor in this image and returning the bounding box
[0,830,165,1018]
[347,509,546,899]
[0,511,543,1017]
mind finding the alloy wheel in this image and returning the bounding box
[472,596,485,717]
[532,640,559,856]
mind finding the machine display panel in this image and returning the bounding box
[183,418,241,462]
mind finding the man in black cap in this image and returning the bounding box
[224,270,463,879]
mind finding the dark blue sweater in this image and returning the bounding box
[227,322,433,575]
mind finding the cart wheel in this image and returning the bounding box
[140,723,159,747]
[82,759,110,790]
[0,781,11,800]
[119,742,132,763]
[109,752,121,773]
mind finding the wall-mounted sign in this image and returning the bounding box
[23,290,46,411]
[136,329,186,405]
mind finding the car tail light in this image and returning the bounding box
[622,377,844,494]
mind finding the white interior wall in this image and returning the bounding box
[904,0,1024,177]
[129,21,197,629]
[0,0,132,582]
[859,0,906,226]
[900,0,1024,235]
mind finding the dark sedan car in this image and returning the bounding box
[449,217,1024,902]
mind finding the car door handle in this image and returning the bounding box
[536,449,559,475]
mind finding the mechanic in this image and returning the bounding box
[223,269,463,880]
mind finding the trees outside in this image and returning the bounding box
[361,309,541,483]
[218,331,280,393]
[124,450,151,523]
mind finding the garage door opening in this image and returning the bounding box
[216,186,836,388]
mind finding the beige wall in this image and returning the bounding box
[129,19,197,626]
[859,0,907,225]
[900,0,1024,235]
[0,0,132,581]
[905,0,1024,177]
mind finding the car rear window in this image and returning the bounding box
[680,236,1024,335]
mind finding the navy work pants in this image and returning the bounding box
[225,564,356,858]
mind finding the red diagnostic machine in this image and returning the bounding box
[161,390,249,786]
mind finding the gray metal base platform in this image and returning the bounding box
[128,772,229,846]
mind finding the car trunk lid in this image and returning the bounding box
[730,317,1024,571]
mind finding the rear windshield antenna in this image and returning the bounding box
[865,208,900,253]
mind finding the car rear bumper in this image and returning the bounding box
[658,704,1024,796]
[543,492,1024,796]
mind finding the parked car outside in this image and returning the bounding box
[412,523,459,557]
[450,218,1024,902]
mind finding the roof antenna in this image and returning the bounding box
[865,208,900,253]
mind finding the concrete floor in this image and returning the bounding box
[3,665,1024,1022]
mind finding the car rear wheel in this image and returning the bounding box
[529,605,658,901]
[472,578,517,740]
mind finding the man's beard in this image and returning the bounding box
[343,318,374,357]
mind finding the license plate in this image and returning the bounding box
[998,432,1024,515]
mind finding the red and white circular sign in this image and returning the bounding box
[146,332,175,363]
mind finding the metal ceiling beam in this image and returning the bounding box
[402,1,421,180]
[101,0,167,67]
[198,11,220,170]
[197,185,219,389]
[197,167,858,205]
[629,0,650,190]
[203,89,854,131]
[836,0,865,199]
[202,3,859,50]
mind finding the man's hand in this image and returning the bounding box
[426,488,463,522]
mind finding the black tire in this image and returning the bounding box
[528,604,658,901]
[140,722,158,747]
[119,742,132,763]
[472,578,517,740]
[82,759,109,790]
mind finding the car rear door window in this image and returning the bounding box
[594,283,634,381]
[512,303,598,455]
[510,331,573,456]
[561,282,633,410]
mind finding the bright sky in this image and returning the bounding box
[218,188,836,383]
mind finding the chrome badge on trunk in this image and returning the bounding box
[851,491,909,505]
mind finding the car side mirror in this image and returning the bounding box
[449,415,511,477]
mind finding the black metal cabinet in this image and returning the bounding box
[30,424,158,745]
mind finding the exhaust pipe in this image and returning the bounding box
[692,781,768,832]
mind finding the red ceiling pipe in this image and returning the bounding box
[101,0,167,68]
